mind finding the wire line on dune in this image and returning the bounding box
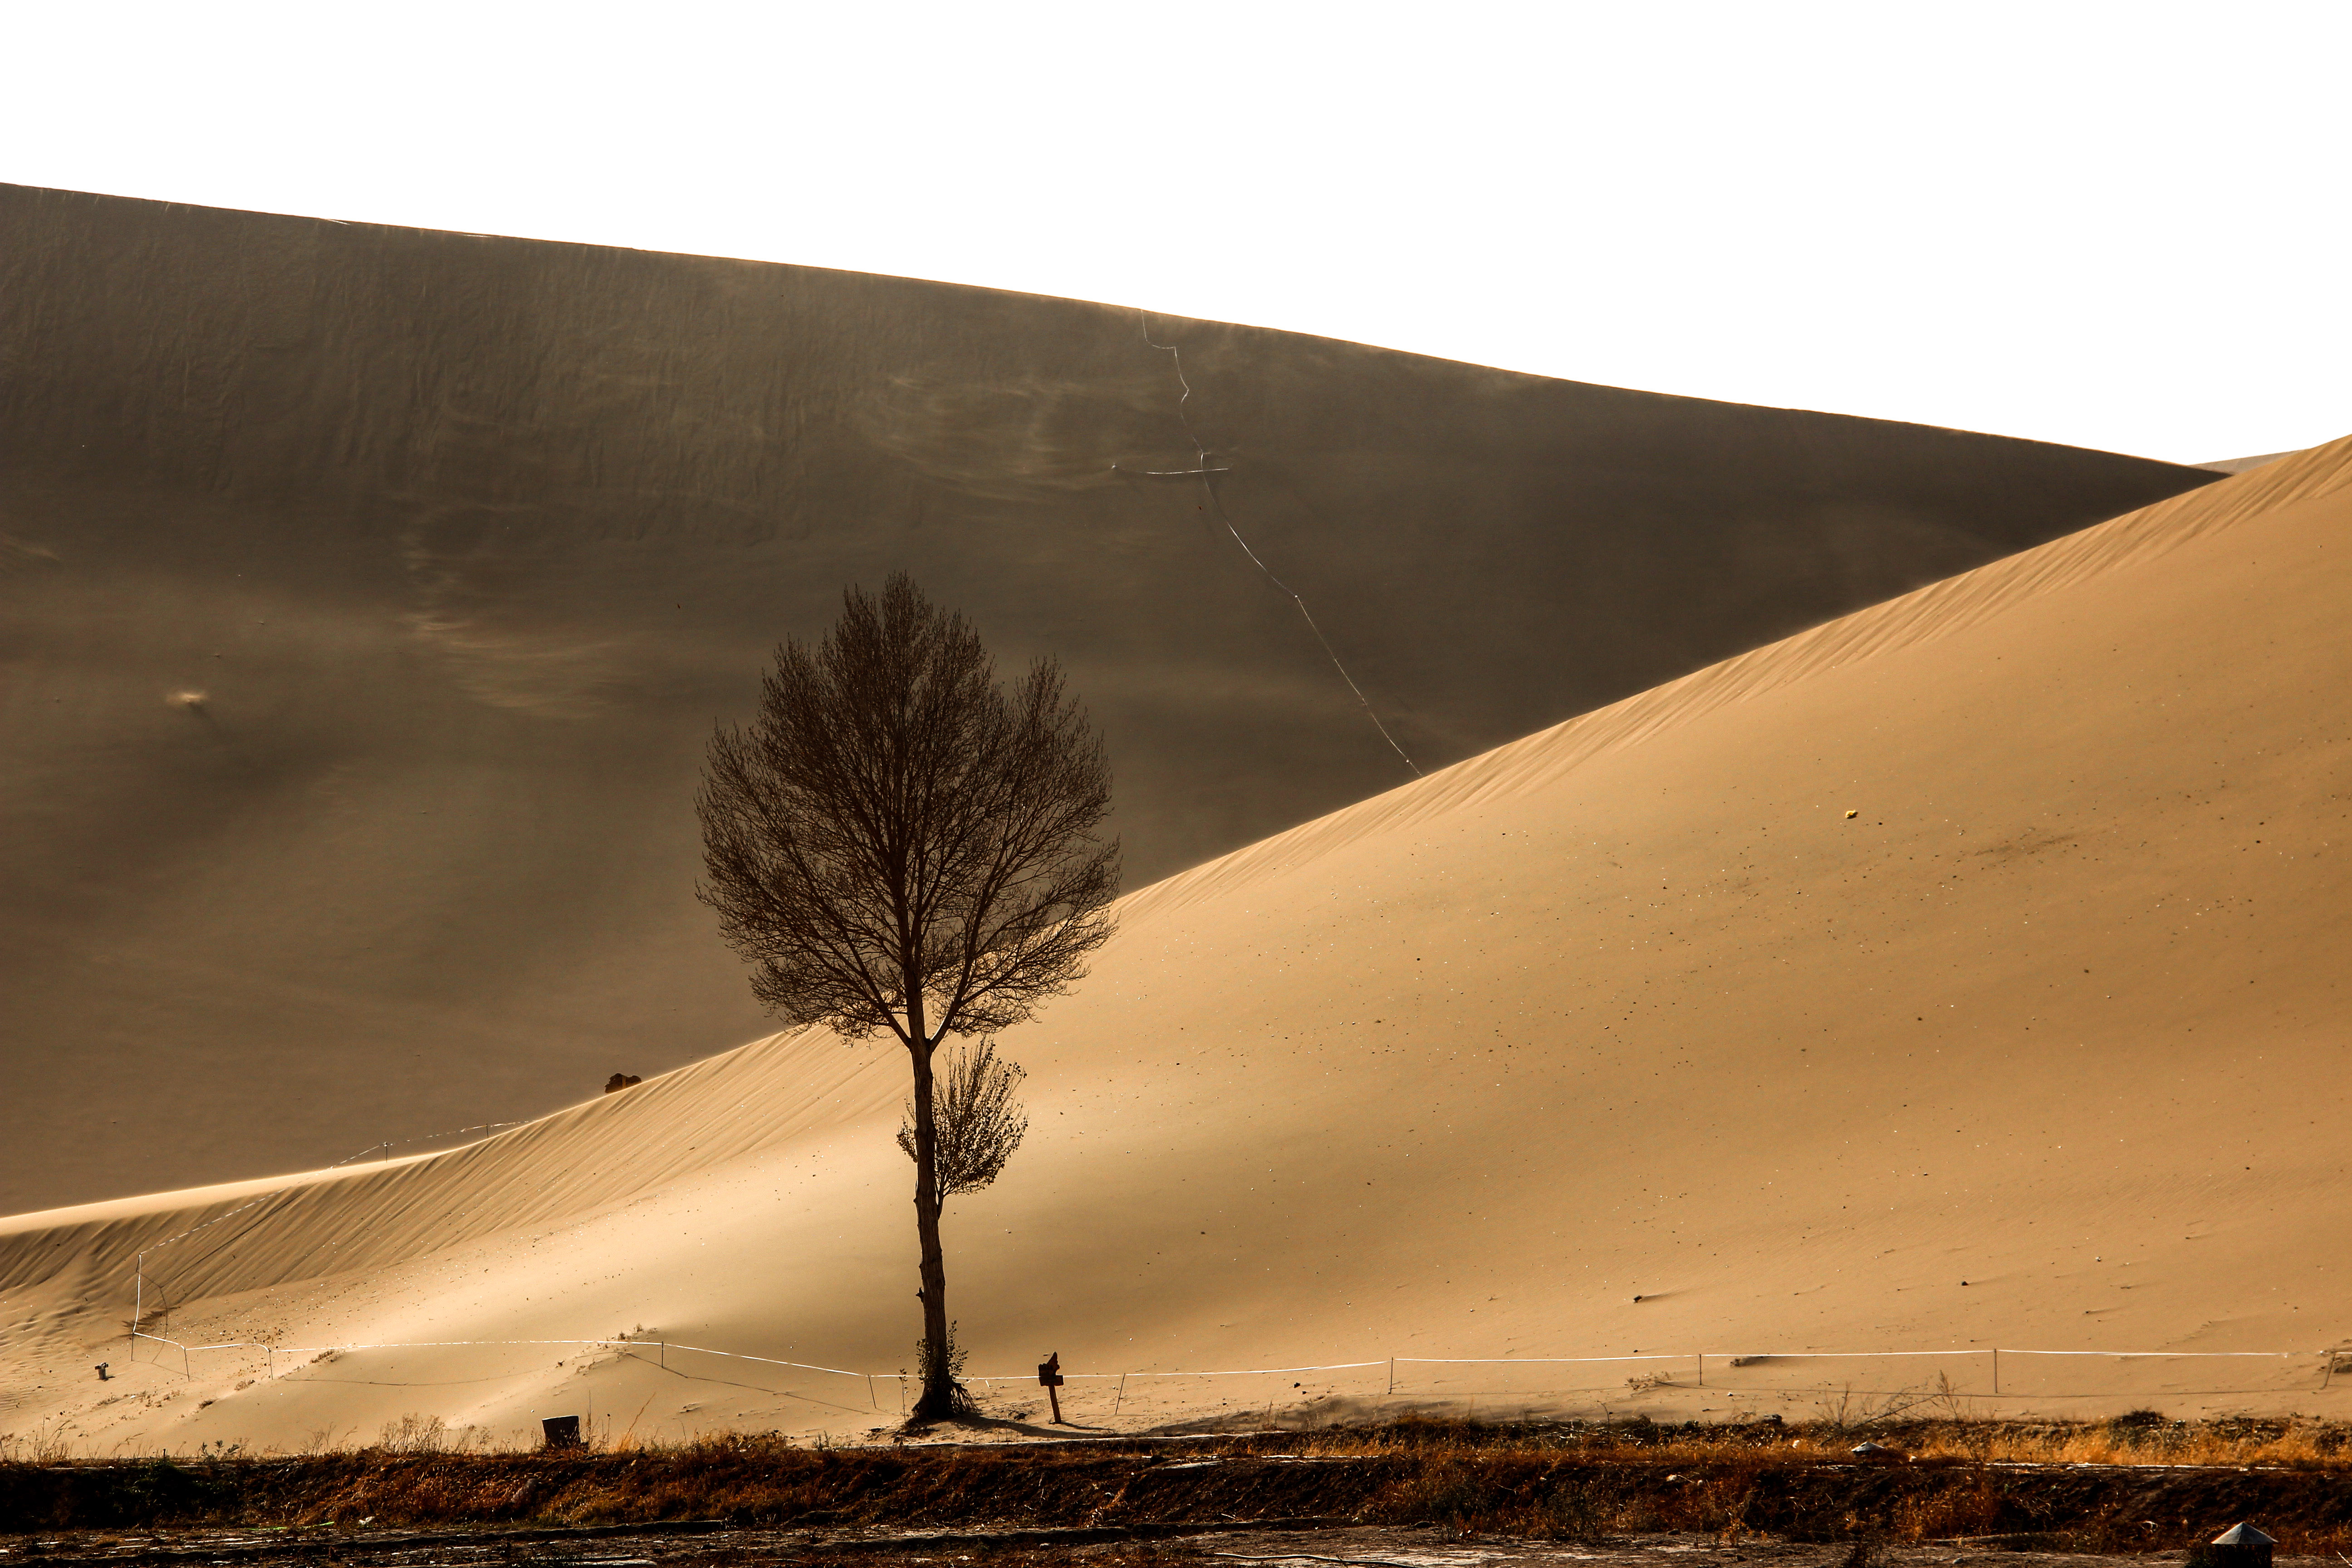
[1126,312,1421,778]
[119,1333,2324,1388]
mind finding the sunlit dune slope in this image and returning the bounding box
[5,436,2344,1450]
[0,182,2218,1213]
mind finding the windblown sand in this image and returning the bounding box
[4,437,2344,1453]
[0,183,2216,1217]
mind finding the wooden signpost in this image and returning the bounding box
[1038,1351,1065,1424]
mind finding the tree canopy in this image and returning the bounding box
[696,573,1117,1419]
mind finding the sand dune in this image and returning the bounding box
[5,433,2343,1451]
[2199,452,2299,474]
[0,184,2217,1215]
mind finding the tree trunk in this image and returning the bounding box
[907,1016,956,1421]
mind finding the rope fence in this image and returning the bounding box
[117,1332,2352,1413]
[105,1117,2349,1416]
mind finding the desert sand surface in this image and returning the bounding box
[2198,454,2298,475]
[3,428,2344,1455]
[0,183,2219,1215]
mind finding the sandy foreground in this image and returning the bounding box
[3,435,2347,1454]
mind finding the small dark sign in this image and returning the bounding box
[1038,1352,1064,1424]
[542,1415,583,1449]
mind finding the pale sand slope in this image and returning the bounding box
[3,438,2347,1450]
[0,182,2219,1217]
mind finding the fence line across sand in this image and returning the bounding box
[107,1123,2347,1412]
[119,1329,2352,1414]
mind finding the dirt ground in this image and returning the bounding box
[0,1521,2298,1568]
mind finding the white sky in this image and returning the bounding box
[7,0,2346,463]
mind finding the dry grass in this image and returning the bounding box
[1271,1413,2352,1550]
[0,1424,76,1466]
[3,1414,2349,1551]
[1278,1408,2352,1468]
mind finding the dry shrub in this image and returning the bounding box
[375,1414,447,1454]
[1677,1459,1770,1535]
[1890,1473,2006,1540]
[1365,1455,1513,1534]
[0,1424,76,1465]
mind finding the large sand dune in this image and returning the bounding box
[4,434,2343,1451]
[0,185,2216,1215]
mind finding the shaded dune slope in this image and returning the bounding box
[4,437,2343,1448]
[0,183,2217,1213]
[1130,427,2350,916]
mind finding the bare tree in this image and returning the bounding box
[898,1037,1028,1199]
[696,573,1118,1421]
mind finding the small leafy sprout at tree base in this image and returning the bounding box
[919,1320,976,1418]
[696,572,1118,1423]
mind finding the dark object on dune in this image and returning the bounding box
[604,1073,642,1094]
[2190,1524,2274,1568]
[541,1415,582,1449]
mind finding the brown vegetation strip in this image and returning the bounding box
[4,1421,2348,1553]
